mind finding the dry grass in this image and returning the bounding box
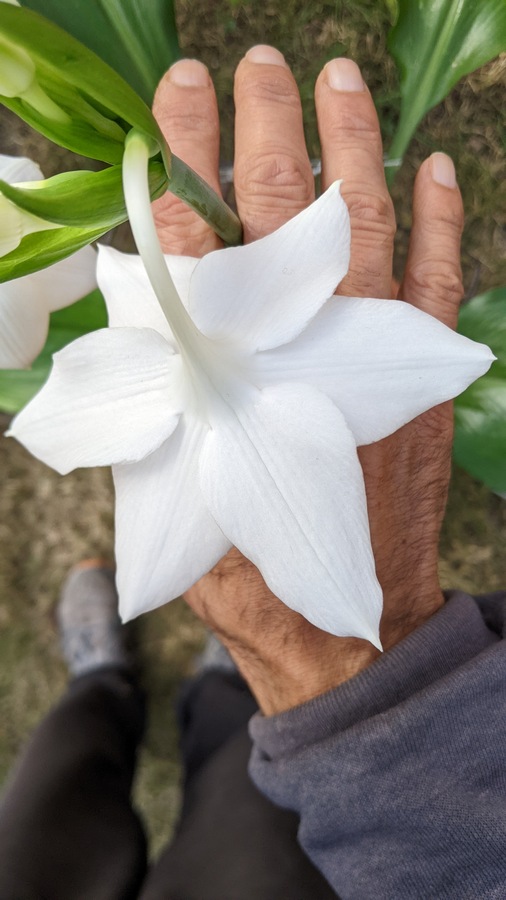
[0,0,504,853]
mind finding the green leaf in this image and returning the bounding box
[0,159,169,282]
[0,159,167,228]
[0,4,164,162]
[0,288,107,414]
[454,287,506,493]
[386,0,506,176]
[21,0,180,105]
[0,224,107,282]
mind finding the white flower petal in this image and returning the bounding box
[97,244,198,344]
[114,413,232,622]
[188,181,350,352]
[8,327,185,474]
[200,382,382,644]
[40,245,98,312]
[0,154,43,184]
[254,297,496,445]
[0,283,49,368]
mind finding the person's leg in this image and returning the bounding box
[0,565,148,900]
[140,652,337,900]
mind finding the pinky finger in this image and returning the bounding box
[399,153,464,330]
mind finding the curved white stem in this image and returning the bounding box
[122,131,199,354]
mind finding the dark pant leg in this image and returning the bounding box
[0,667,147,900]
[140,671,337,900]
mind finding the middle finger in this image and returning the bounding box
[234,45,315,242]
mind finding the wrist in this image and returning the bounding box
[225,583,445,716]
[225,626,380,716]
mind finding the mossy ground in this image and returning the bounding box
[0,0,504,855]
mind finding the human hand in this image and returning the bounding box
[152,48,464,714]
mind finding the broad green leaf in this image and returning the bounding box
[0,159,167,228]
[386,0,506,176]
[21,0,180,105]
[454,287,506,493]
[0,159,169,282]
[0,288,107,413]
[0,224,107,282]
[0,4,164,163]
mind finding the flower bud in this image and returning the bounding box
[0,35,69,123]
[0,36,34,97]
[0,193,59,257]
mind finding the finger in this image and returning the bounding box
[315,59,396,299]
[234,45,315,242]
[152,60,223,257]
[400,153,464,329]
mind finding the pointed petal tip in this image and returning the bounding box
[345,616,382,651]
[118,605,133,625]
[368,631,383,653]
[327,178,343,195]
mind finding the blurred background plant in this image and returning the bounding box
[0,0,505,851]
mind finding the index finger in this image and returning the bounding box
[152,60,223,257]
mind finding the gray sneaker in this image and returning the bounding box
[57,561,130,677]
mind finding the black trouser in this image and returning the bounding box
[0,667,336,899]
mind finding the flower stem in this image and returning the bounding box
[168,153,242,246]
[122,129,197,349]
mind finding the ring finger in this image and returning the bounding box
[315,59,396,300]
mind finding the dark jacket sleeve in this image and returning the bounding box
[249,591,506,900]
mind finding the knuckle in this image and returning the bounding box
[344,187,397,243]
[235,151,314,237]
[408,260,464,307]
[236,150,313,205]
[157,100,217,141]
[430,201,464,238]
[153,197,214,256]
[323,108,383,154]
[238,70,301,111]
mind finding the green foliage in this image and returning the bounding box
[0,4,165,163]
[0,289,107,413]
[21,0,180,104]
[0,159,168,282]
[0,224,108,282]
[0,160,167,229]
[454,287,506,493]
[386,0,506,179]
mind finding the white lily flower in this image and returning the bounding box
[0,154,97,368]
[9,135,494,645]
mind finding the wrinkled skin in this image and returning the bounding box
[152,50,464,714]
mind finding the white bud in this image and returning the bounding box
[0,37,35,98]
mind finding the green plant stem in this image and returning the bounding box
[168,153,242,246]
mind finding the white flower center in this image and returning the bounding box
[122,131,256,420]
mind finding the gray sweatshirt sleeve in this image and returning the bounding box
[249,591,506,899]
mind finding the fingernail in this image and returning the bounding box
[325,58,364,92]
[169,59,210,87]
[431,152,457,188]
[246,45,288,67]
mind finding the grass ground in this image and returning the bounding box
[0,0,505,856]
